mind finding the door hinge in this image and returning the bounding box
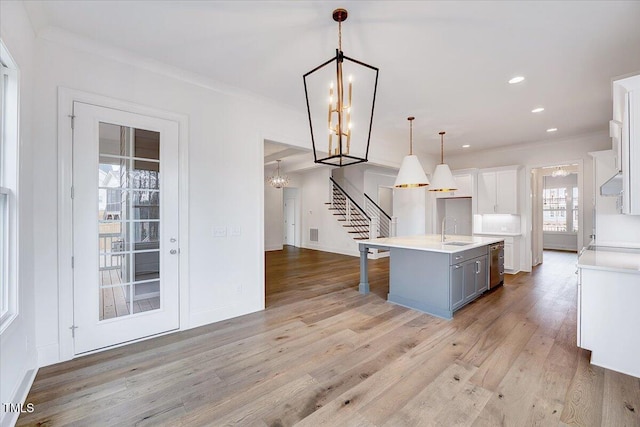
[69,114,75,129]
[69,325,78,338]
[71,186,74,199]
[71,256,74,268]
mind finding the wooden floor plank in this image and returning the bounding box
[18,248,640,426]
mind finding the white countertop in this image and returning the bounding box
[578,247,640,274]
[360,234,504,254]
[474,231,522,237]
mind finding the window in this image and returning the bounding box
[542,174,578,233]
[0,40,18,332]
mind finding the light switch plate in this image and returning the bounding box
[229,226,241,237]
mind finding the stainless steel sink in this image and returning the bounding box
[443,241,473,246]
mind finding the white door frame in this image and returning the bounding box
[284,197,295,246]
[525,159,584,271]
[57,88,190,362]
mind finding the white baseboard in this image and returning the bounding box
[265,244,284,252]
[0,366,38,427]
[37,343,61,367]
[189,302,264,330]
[301,243,359,258]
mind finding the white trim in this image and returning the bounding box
[0,367,37,427]
[57,87,189,363]
[525,159,584,271]
[0,40,20,334]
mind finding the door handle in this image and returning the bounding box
[476,260,480,274]
[170,237,177,243]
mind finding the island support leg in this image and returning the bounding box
[359,244,370,294]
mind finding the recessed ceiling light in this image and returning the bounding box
[546,128,558,132]
[462,144,470,148]
[508,76,525,84]
[531,107,545,113]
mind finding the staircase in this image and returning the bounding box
[326,178,395,242]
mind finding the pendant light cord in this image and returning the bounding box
[408,116,415,155]
[410,120,413,155]
[439,131,446,164]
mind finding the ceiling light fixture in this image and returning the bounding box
[531,107,545,113]
[268,160,289,188]
[551,166,570,178]
[303,8,379,167]
[429,131,458,192]
[394,117,429,188]
[547,128,558,132]
[508,76,525,84]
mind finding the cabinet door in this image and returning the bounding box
[496,169,518,214]
[436,174,473,199]
[504,243,513,270]
[450,264,464,310]
[477,172,497,214]
[475,256,488,294]
[463,260,477,302]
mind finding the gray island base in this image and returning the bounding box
[359,235,504,319]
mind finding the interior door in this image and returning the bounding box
[72,101,180,354]
[284,198,295,246]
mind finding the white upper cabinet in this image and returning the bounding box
[434,172,474,199]
[477,167,520,214]
[612,74,640,215]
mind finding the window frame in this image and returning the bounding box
[0,40,20,333]
[542,174,579,234]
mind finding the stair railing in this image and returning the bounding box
[329,178,372,239]
[363,193,396,238]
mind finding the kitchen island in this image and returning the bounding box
[359,235,504,319]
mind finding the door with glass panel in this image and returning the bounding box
[72,102,179,354]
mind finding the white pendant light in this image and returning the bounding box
[429,131,457,192]
[394,117,429,188]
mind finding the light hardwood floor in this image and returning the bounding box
[19,247,640,426]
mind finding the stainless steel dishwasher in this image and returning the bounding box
[489,242,505,289]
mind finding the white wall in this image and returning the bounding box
[30,29,310,365]
[264,168,284,251]
[264,183,284,251]
[0,2,38,426]
[393,188,427,236]
[592,150,640,247]
[447,132,610,269]
[299,167,360,256]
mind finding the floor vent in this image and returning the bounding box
[309,228,319,242]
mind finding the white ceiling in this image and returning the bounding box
[24,1,640,156]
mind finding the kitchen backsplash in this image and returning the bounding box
[474,214,521,234]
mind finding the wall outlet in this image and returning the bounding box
[213,226,227,237]
[229,226,241,237]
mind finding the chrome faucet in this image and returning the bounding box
[441,216,457,242]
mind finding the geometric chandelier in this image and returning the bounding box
[268,160,289,188]
[303,8,379,167]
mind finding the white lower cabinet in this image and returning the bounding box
[578,267,640,378]
[474,234,520,273]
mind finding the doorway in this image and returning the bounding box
[72,102,180,354]
[531,163,581,267]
